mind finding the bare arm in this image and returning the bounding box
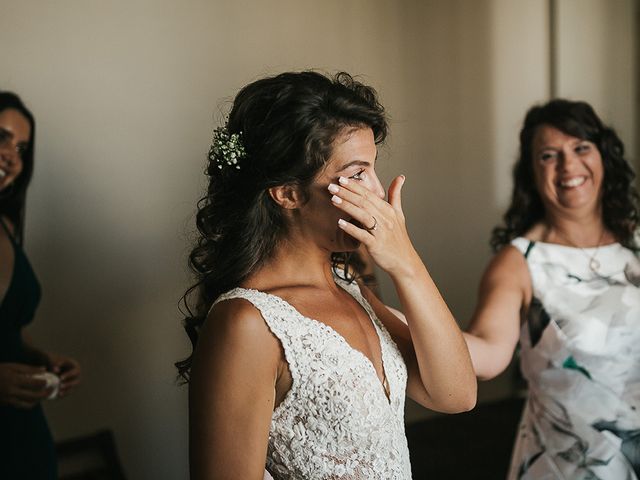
[189,299,281,480]
[361,265,476,413]
[333,175,476,413]
[463,246,530,380]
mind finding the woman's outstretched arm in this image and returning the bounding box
[463,246,530,380]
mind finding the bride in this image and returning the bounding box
[178,71,476,480]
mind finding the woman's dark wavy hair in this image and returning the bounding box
[177,71,388,380]
[491,99,639,251]
[0,92,36,244]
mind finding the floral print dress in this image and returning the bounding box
[509,237,640,480]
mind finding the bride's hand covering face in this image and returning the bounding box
[329,168,412,276]
[296,125,414,276]
[295,127,386,254]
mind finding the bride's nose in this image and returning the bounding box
[370,173,385,199]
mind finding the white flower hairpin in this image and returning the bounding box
[208,125,246,170]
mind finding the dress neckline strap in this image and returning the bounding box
[215,284,393,403]
[0,216,17,245]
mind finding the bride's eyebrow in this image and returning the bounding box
[336,160,371,173]
[336,151,378,172]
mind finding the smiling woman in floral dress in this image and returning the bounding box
[464,99,640,479]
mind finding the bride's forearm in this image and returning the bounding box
[390,258,477,410]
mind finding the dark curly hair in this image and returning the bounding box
[177,71,388,380]
[0,92,36,244]
[491,99,639,251]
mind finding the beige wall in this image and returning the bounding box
[555,0,638,164]
[389,0,550,422]
[1,1,636,478]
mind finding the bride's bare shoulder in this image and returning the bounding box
[203,295,277,345]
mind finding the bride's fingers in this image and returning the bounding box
[331,177,394,215]
[330,192,377,229]
[387,175,405,214]
[337,218,374,246]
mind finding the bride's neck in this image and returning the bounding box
[242,238,336,292]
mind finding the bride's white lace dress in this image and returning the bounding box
[213,276,412,479]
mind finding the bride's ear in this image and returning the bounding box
[268,184,304,209]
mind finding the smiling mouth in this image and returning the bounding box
[559,176,586,188]
[0,169,6,179]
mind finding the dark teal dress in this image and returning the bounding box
[0,219,57,479]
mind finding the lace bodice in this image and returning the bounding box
[214,278,411,479]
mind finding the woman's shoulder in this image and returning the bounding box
[193,294,283,397]
[502,223,547,256]
[199,295,283,363]
[482,242,531,290]
[207,294,273,339]
[493,240,532,264]
[208,285,306,339]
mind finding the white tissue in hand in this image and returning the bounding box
[33,372,60,399]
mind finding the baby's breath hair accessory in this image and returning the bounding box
[208,125,246,170]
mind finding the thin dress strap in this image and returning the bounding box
[511,237,536,259]
[0,217,20,247]
[0,217,11,237]
[523,240,536,258]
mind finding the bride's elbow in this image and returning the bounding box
[451,393,477,413]
[443,388,477,413]
[414,384,477,413]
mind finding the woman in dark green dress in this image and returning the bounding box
[0,92,81,479]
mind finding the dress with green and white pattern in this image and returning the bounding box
[509,237,640,480]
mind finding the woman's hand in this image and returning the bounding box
[21,334,81,398]
[0,362,52,409]
[43,352,81,397]
[330,174,419,276]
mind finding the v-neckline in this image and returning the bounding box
[237,284,392,404]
